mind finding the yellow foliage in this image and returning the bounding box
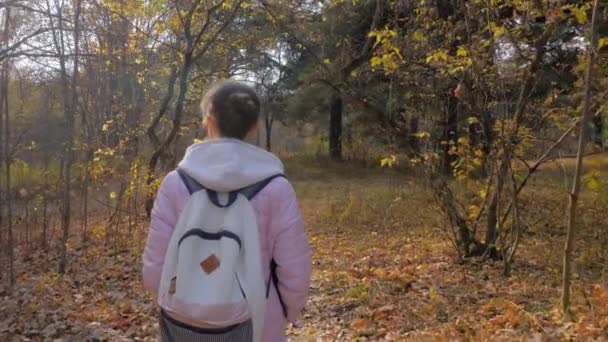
[425,50,449,64]
[412,31,427,43]
[489,22,506,38]
[456,46,468,57]
[413,131,431,139]
[380,155,397,168]
[468,204,480,219]
[368,27,403,74]
[570,6,588,24]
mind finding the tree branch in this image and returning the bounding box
[0,27,51,62]
[498,118,580,228]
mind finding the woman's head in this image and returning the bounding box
[201,80,261,140]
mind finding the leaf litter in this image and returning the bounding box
[1,174,607,341]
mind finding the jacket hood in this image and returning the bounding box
[177,138,284,192]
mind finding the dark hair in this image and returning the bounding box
[201,80,261,139]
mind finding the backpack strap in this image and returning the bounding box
[238,174,285,200]
[177,168,205,195]
[177,168,285,199]
[266,258,288,318]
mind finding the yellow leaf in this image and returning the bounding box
[490,22,506,38]
[350,70,359,78]
[468,205,480,219]
[380,155,397,168]
[571,6,587,24]
[323,58,331,65]
[109,192,117,199]
[425,50,449,64]
[102,119,113,131]
[370,56,382,67]
[412,31,427,43]
[456,46,468,57]
[413,131,431,139]
[599,37,608,49]
[588,178,600,191]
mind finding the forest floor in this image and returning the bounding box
[1,155,607,341]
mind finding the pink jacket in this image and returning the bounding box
[142,140,312,342]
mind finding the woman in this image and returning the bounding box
[142,80,312,341]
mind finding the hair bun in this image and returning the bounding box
[200,80,261,139]
[229,92,257,113]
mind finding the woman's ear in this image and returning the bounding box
[204,114,220,138]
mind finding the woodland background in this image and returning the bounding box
[0,0,607,340]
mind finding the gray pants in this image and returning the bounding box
[159,311,252,342]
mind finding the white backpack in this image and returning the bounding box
[158,169,284,342]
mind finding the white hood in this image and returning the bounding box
[177,138,284,192]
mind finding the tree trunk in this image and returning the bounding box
[592,111,603,148]
[485,159,508,256]
[71,0,84,249]
[437,0,454,18]
[265,113,273,152]
[24,204,30,257]
[145,51,192,215]
[329,93,343,161]
[41,191,48,249]
[562,0,599,317]
[432,179,481,259]
[81,149,92,245]
[50,0,80,274]
[408,116,419,154]
[481,111,494,153]
[442,93,459,174]
[41,109,50,249]
[1,6,14,289]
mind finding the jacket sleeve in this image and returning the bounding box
[269,178,312,324]
[142,172,181,296]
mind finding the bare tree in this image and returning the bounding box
[45,0,80,274]
[562,0,600,317]
[1,5,14,289]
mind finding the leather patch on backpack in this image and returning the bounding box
[169,276,177,295]
[201,254,220,274]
